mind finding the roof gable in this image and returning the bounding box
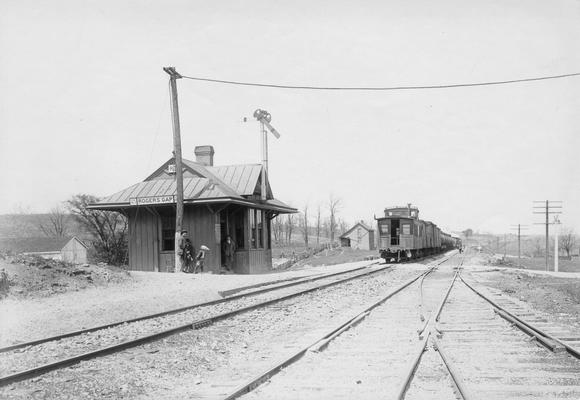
[340,222,374,239]
[144,158,204,181]
[97,176,243,205]
[89,157,292,211]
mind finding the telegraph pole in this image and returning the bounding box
[510,224,528,268]
[554,215,561,272]
[533,200,562,271]
[163,67,184,272]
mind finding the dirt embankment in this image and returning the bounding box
[468,253,580,321]
[0,253,131,300]
[482,271,580,319]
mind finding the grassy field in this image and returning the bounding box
[496,254,580,273]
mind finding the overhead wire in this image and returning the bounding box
[180,71,580,91]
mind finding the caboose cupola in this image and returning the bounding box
[384,204,420,219]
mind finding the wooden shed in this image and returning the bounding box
[89,146,296,274]
[0,236,88,264]
[340,221,376,250]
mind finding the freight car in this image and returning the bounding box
[376,205,458,262]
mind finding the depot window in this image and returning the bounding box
[234,209,245,250]
[161,216,175,251]
[250,209,256,248]
[249,209,265,249]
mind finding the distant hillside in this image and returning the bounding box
[0,214,90,240]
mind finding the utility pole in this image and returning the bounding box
[163,67,184,272]
[533,200,562,271]
[554,215,561,272]
[510,224,529,268]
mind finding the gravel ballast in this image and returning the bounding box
[0,263,426,399]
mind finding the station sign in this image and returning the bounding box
[130,195,176,206]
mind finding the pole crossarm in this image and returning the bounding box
[163,67,183,79]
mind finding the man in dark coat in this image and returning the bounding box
[222,235,236,272]
[178,231,191,273]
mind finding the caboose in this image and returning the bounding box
[376,205,443,262]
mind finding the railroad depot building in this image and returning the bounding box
[89,146,296,274]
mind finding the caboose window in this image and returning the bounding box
[380,223,389,234]
[402,224,410,235]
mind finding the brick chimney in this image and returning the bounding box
[194,145,214,166]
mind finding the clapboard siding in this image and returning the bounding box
[233,249,272,274]
[128,206,222,273]
[128,209,158,272]
[127,205,276,274]
[61,238,88,264]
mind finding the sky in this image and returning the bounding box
[0,0,579,235]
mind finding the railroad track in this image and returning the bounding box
[215,254,458,399]
[0,257,424,387]
[0,262,374,354]
[397,261,580,400]
[426,272,580,399]
[224,253,580,400]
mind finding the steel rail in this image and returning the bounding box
[434,269,460,322]
[221,270,432,400]
[432,337,474,400]
[459,273,580,359]
[417,270,429,322]
[0,262,392,387]
[493,309,560,351]
[418,251,461,322]
[396,331,431,400]
[401,256,464,398]
[218,274,323,297]
[0,263,375,354]
[221,256,454,400]
[417,255,463,338]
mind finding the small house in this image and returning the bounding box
[0,236,88,264]
[89,145,296,274]
[340,221,376,250]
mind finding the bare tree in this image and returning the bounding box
[323,218,331,240]
[316,205,322,246]
[338,218,348,236]
[285,213,296,245]
[559,228,577,257]
[300,204,309,248]
[38,206,69,237]
[328,195,342,243]
[272,215,283,245]
[67,194,128,265]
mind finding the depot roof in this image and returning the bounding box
[88,157,296,214]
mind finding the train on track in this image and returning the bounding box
[376,205,461,262]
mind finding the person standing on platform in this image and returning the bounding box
[222,235,236,272]
[177,230,189,273]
